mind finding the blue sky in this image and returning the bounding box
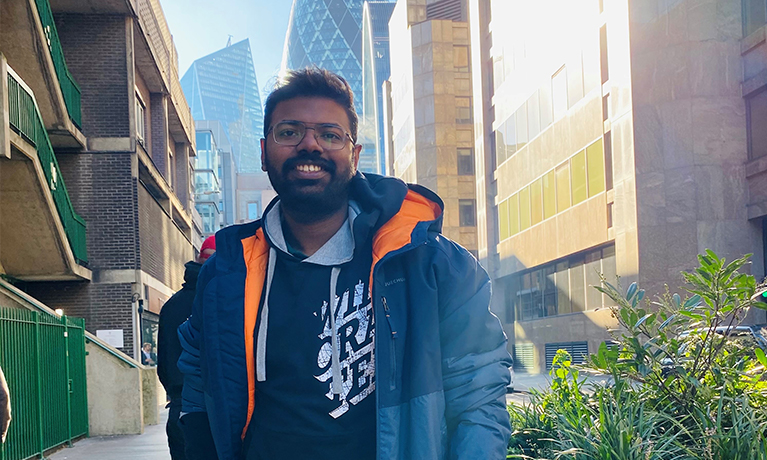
[161,0,294,102]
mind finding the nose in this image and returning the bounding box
[295,126,324,153]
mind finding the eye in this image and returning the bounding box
[275,124,302,139]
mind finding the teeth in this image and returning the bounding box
[296,164,322,172]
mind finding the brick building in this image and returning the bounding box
[1,0,195,359]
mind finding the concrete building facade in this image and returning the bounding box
[1,0,196,359]
[388,0,479,254]
[467,0,767,373]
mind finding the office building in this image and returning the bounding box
[2,0,196,359]
[468,0,767,372]
[181,39,264,174]
[388,0,478,254]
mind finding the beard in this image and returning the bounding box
[263,147,355,222]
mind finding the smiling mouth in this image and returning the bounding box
[295,164,324,173]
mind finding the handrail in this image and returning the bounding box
[33,0,82,128]
[7,68,88,264]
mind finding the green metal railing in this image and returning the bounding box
[0,308,88,460]
[32,0,82,128]
[7,72,88,264]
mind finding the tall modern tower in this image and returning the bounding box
[361,1,396,174]
[181,39,264,174]
[282,0,396,174]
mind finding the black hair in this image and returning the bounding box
[263,67,358,143]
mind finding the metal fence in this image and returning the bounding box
[32,0,82,128]
[6,70,88,264]
[0,308,88,460]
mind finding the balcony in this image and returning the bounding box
[0,0,86,149]
[0,60,90,280]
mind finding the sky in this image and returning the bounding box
[161,0,294,102]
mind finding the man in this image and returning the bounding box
[178,68,511,460]
[141,343,157,366]
[159,235,216,460]
[0,365,10,443]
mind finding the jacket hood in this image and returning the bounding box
[183,261,202,289]
[259,172,444,251]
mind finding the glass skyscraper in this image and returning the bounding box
[282,0,395,174]
[181,39,264,174]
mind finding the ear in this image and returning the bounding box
[260,138,267,172]
[352,144,362,173]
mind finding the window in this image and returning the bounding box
[539,82,553,128]
[604,131,614,190]
[457,148,474,175]
[504,115,517,159]
[530,178,543,226]
[587,138,605,197]
[568,54,585,108]
[570,257,586,312]
[456,97,472,124]
[516,102,528,150]
[499,199,509,240]
[527,92,541,140]
[571,150,588,205]
[135,95,146,145]
[509,194,520,236]
[602,246,617,306]
[556,163,571,212]
[247,202,261,220]
[552,67,568,120]
[543,170,556,219]
[585,250,603,310]
[748,89,767,160]
[495,129,507,165]
[556,261,571,314]
[453,46,470,72]
[519,186,531,231]
[743,0,767,37]
[510,244,616,321]
[459,199,476,226]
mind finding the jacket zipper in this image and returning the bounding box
[381,296,397,390]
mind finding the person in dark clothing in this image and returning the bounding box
[158,235,216,460]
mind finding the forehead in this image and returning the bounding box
[271,97,350,129]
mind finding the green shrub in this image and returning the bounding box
[507,251,767,460]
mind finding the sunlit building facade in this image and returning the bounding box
[388,0,478,254]
[469,0,767,373]
[181,39,264,174]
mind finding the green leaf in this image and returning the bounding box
[755,348,767,368]
[658,314,676,331]
[683,295,702,309]
[634,313,655,329]
[672,293,681,308]
[626,282,637,302]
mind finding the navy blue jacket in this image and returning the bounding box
[178,173,512,459]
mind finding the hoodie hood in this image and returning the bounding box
[182,261,202,289]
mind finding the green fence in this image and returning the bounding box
[0,308,88,460]
[32,0,82,128]
[7,72,88,264]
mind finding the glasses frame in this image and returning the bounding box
[266,121,356,150]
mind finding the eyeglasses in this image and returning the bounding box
[267,121,355,150]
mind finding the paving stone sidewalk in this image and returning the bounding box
[49,409,171,460]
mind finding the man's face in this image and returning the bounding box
[199,248,215,263]
[143,344,151,352]
[261,97,361,219]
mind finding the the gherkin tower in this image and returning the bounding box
[282,0,396,174]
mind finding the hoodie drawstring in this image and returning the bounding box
[329,266,342,395]
[256,247,277,382]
